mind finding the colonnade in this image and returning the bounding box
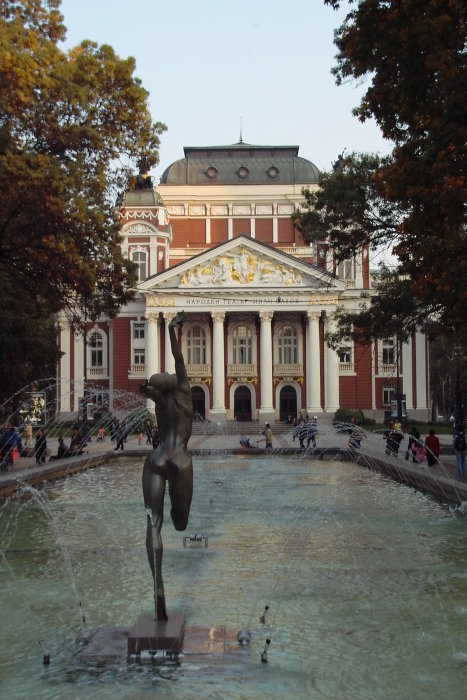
[144,308,341,420]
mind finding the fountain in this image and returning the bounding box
[1,453,466,698]
[0,384,466,697]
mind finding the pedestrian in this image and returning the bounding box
[306,416,318,449]
[348,421,363,449]
[152,424,160,448]
[384,423,403,457]
[406,426,421,462]
[262,423,273,449]
[49,437,70,461]
[145,419,153,445]
[34,428,47,464]
[70,427,85,455]
[453,426,466,478]
[0,424,23,471]
[138,432,143,445]
[424,429,440,467]
[114,419,125,451]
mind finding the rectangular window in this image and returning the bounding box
[339,347,352,364]
[134,349,145,365]
[382,342,395,365]
[91,349,103,367]
[383,386,395,405]
[133,323,145,339]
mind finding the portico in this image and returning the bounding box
[140,236,345,423]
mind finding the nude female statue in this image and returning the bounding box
[139,311,193,620]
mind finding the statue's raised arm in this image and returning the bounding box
[169,311,189,384]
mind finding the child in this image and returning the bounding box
[138,432,143,445]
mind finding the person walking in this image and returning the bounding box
[145,419,153,445]
[262,423,273,449]
[34,429,47,464]
[424,429,440,467]
[453,426,466,478]
[0,424,23,471]
[406,426,421,462]
[114,419,125,451]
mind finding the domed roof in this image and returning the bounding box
[160,142,320,186]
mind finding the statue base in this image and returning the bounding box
[127,612,186,659]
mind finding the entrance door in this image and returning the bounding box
[191,386,205,421]
[234,386,252,422]
[279,385,297,422]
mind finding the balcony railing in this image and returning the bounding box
[378,364,397,376]
[338,362,355,373]
[186,364,211,377]
[88,367,108,377]
[227,363,258,377]
[273,363,303,377]
[128,364,147,375]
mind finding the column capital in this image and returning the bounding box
[307,310,321,321]
[163,311,176,322]
[259,310,273,322]
[145,313,160,323]
[211,311,225,323]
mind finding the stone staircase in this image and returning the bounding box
[191,420,298,436]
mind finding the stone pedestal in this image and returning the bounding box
[127,612,186,658]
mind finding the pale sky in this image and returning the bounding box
[59,0,392,182]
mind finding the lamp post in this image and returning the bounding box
[395,335,403,422]
[454,372,464,430]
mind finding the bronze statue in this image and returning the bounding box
[139,311,193,620]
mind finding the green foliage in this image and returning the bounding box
[333,408,364,425]
[306,1,467,344]
[293,152,401,264]
[0,0,166,400]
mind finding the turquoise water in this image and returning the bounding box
[0,455,466,699]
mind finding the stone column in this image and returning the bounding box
[211,311,227,421]
[325,315,340,412]
[145,314,160,379]
[163,312,176,374]
[402,335,413,411]
[259,311,275,423]
[306,311,322,414]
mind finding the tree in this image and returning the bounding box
[0,0,166,400]
[295,1,466,343]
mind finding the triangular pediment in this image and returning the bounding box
[139,236,344,294]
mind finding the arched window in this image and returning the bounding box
[187,326,206,365]
[131,249,147,281]
[89,331,103,367]
[233,325,252,364]
[278,325,298,364]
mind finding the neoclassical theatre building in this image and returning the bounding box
[57,141,430,423]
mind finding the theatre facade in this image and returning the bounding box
[57,141,430,423]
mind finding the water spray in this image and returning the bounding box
[259,605,269,624]
[261,638,271,663]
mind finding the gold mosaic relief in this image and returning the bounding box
[181,248,303,287]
